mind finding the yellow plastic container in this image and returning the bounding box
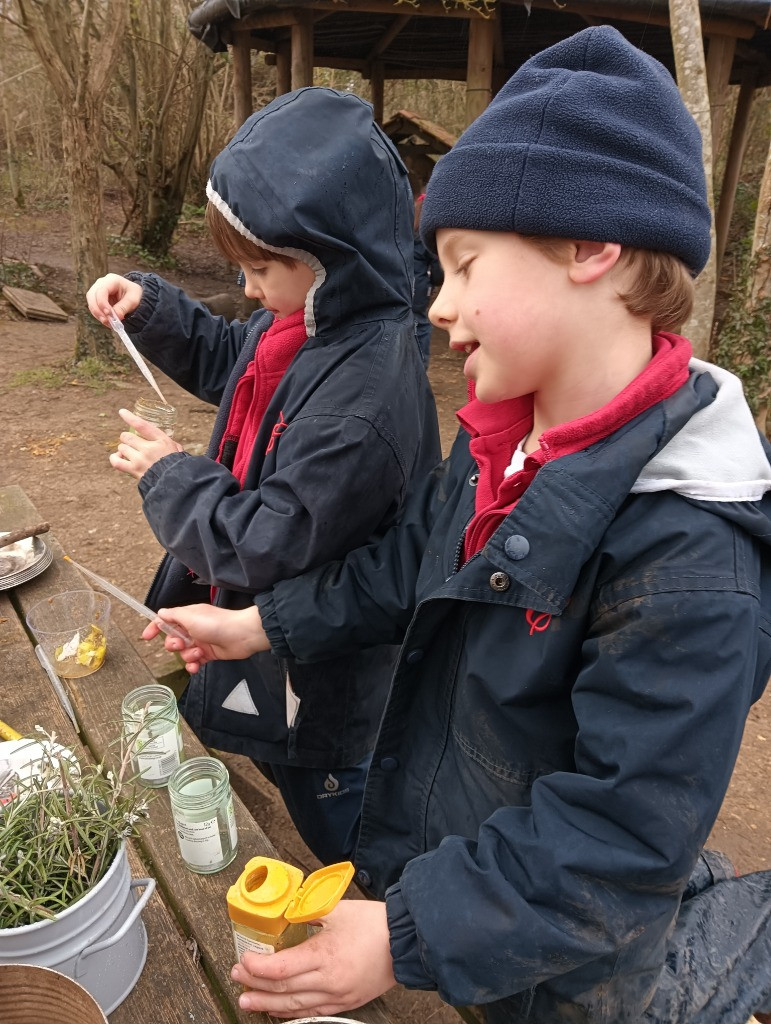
[227,857,354,959]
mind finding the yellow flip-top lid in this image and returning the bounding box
[227,857,354,935]
[285,860,354,924]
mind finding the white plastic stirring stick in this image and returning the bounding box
[63,556,192,647]
[107,306,168,406]
[35,645,80,732]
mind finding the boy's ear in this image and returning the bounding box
[568,241,622,284]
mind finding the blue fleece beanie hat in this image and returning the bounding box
[421,26,711,275]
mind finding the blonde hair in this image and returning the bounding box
[524,236,694,333]
[205,202,297,268]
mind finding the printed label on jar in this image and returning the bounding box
[233,929,275,959]
[133,725,182,782]
[174,814,223,868]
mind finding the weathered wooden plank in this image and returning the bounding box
[2,285,68,322]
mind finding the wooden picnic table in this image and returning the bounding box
[0,483,390,1024]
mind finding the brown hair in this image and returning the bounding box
[205,202,297,268]
[524,236,694,333]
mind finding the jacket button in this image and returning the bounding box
[489,571,510,592]
[469,474,479,486]
[380,756,399,772]
[405,648,424,664]
[504,534,530,560]
[357,869,372,888]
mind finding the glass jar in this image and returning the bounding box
[168,756,238,874]
[122,683,183,788]
[133,397,177,437]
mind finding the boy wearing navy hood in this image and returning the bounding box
[87,88,440,865]
[147,28,771,1023]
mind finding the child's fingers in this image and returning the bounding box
[142,620,162,641]
[118,408,165,439]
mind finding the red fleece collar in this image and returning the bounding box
[219,308,307,485]
[457,332,692,562]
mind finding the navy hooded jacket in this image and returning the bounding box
[257,359,771,1021]
[121,88,441,767]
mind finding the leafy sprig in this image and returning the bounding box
[0,729,151,929]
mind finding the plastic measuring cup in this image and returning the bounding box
[26,590,111,678]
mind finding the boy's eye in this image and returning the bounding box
[456,257,473,276]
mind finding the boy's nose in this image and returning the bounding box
[429,284,453,328]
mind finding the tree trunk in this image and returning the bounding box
[2,104,24,209]
[122,4,215,258]
[750,134,771,307]
[669,0,716,357]
[15,0,129,362]
[61,107,114,361]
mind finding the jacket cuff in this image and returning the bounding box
[255,591,292,657]
[124,272,162,333]
[385,883,436,991]
[138,451,189,498]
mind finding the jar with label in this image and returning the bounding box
[133,396,177,437]
[121,683,183,788]
[227,856,354,959]
[168,756,238,874]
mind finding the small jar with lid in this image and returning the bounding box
[168,756,238,874]
[121,683,183,788]
[133,396,177,437]
[227,856,354,959]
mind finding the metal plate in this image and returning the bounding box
[0,538,53,590]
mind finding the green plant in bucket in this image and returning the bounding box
[0,729,151,928]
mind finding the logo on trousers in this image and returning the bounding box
[316,773,350,800]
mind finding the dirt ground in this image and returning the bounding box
[1,205,769,1022]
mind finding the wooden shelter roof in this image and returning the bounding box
[382,109,458,153]
[188,0,771,86]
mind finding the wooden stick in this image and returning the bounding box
[0,522,50,547]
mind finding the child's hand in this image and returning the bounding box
[109,408,182,480]
[142,604,269,673]
[231,900,396,1018]
[86,274,143,326]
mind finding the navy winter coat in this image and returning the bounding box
[258,360,771,1021]
[122,88,441,767]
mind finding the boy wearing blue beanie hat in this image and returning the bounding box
[146,26,771,1024]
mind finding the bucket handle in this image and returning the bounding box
[74,878,156,977]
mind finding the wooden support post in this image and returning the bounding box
[466,18,494,127]
[370,60,384,124]
[276,41,291,96]
[291,10,314,89]
[232,31,253,128]
[705,34,736,161]
[715,71,758,274]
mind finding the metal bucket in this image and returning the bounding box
[0,964,108,1024]
[0,842,155,1014]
